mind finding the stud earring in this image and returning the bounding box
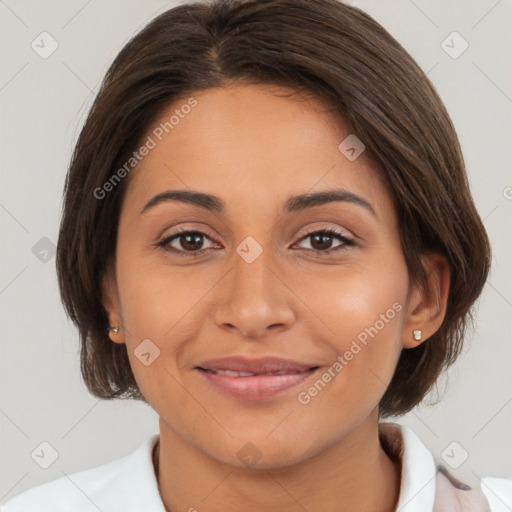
[109,326,120,335]
[413,329,422,341]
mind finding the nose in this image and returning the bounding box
[213,245,296,340]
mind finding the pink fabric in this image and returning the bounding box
[379,422,492,512]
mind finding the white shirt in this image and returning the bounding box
[1,422,511,511]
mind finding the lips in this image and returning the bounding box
[194,356,320,400]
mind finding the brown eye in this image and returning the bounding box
[175,232,205,251]
[295,229,354,254]
[158,229,218,256]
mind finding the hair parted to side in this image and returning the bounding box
[56,0,491,418]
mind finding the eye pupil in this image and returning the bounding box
[310,233,333,250]
[181,233,203,251]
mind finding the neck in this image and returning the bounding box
[152,410,401,512]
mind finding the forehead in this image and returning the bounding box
[123,83,392,217]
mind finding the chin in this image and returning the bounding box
[200,432,320,471]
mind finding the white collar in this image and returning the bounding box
[0,423,443,511]
[120,422,438,512]
[64,432,166,511]
[379,422,437,512]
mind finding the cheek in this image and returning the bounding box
[114,252,224,395]
[293,257,408,398]
[115,246,202,337]
[300,254,407,335]
[114,259,202,406]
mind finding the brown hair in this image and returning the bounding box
[56,0,491,418]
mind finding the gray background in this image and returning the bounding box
[1,0,511,504]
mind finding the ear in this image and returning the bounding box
[101,267,125,345]
[402,253,450,349]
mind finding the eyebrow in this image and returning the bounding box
[140,188,377,218]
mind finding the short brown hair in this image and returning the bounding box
[56,0,491,418]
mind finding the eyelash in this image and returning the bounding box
[156,226,355,258]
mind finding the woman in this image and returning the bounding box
[2,0,510,511]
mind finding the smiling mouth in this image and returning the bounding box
[195,366,321,400]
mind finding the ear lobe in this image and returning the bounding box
[101,270,125,344]
[402,253,450,349]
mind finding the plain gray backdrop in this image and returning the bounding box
[1,0,511,504]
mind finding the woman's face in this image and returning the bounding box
[104,83,423,468]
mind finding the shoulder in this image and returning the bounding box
[0,435,162,512]
[433,452,512,512]
[379,422,512,512]
[479,476,512,512]
[434,466,512,512]
[0,458,127,512]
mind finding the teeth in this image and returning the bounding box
[214,370,257,377]
[209,369,303,376]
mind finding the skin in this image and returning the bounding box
[102,83,450,512]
